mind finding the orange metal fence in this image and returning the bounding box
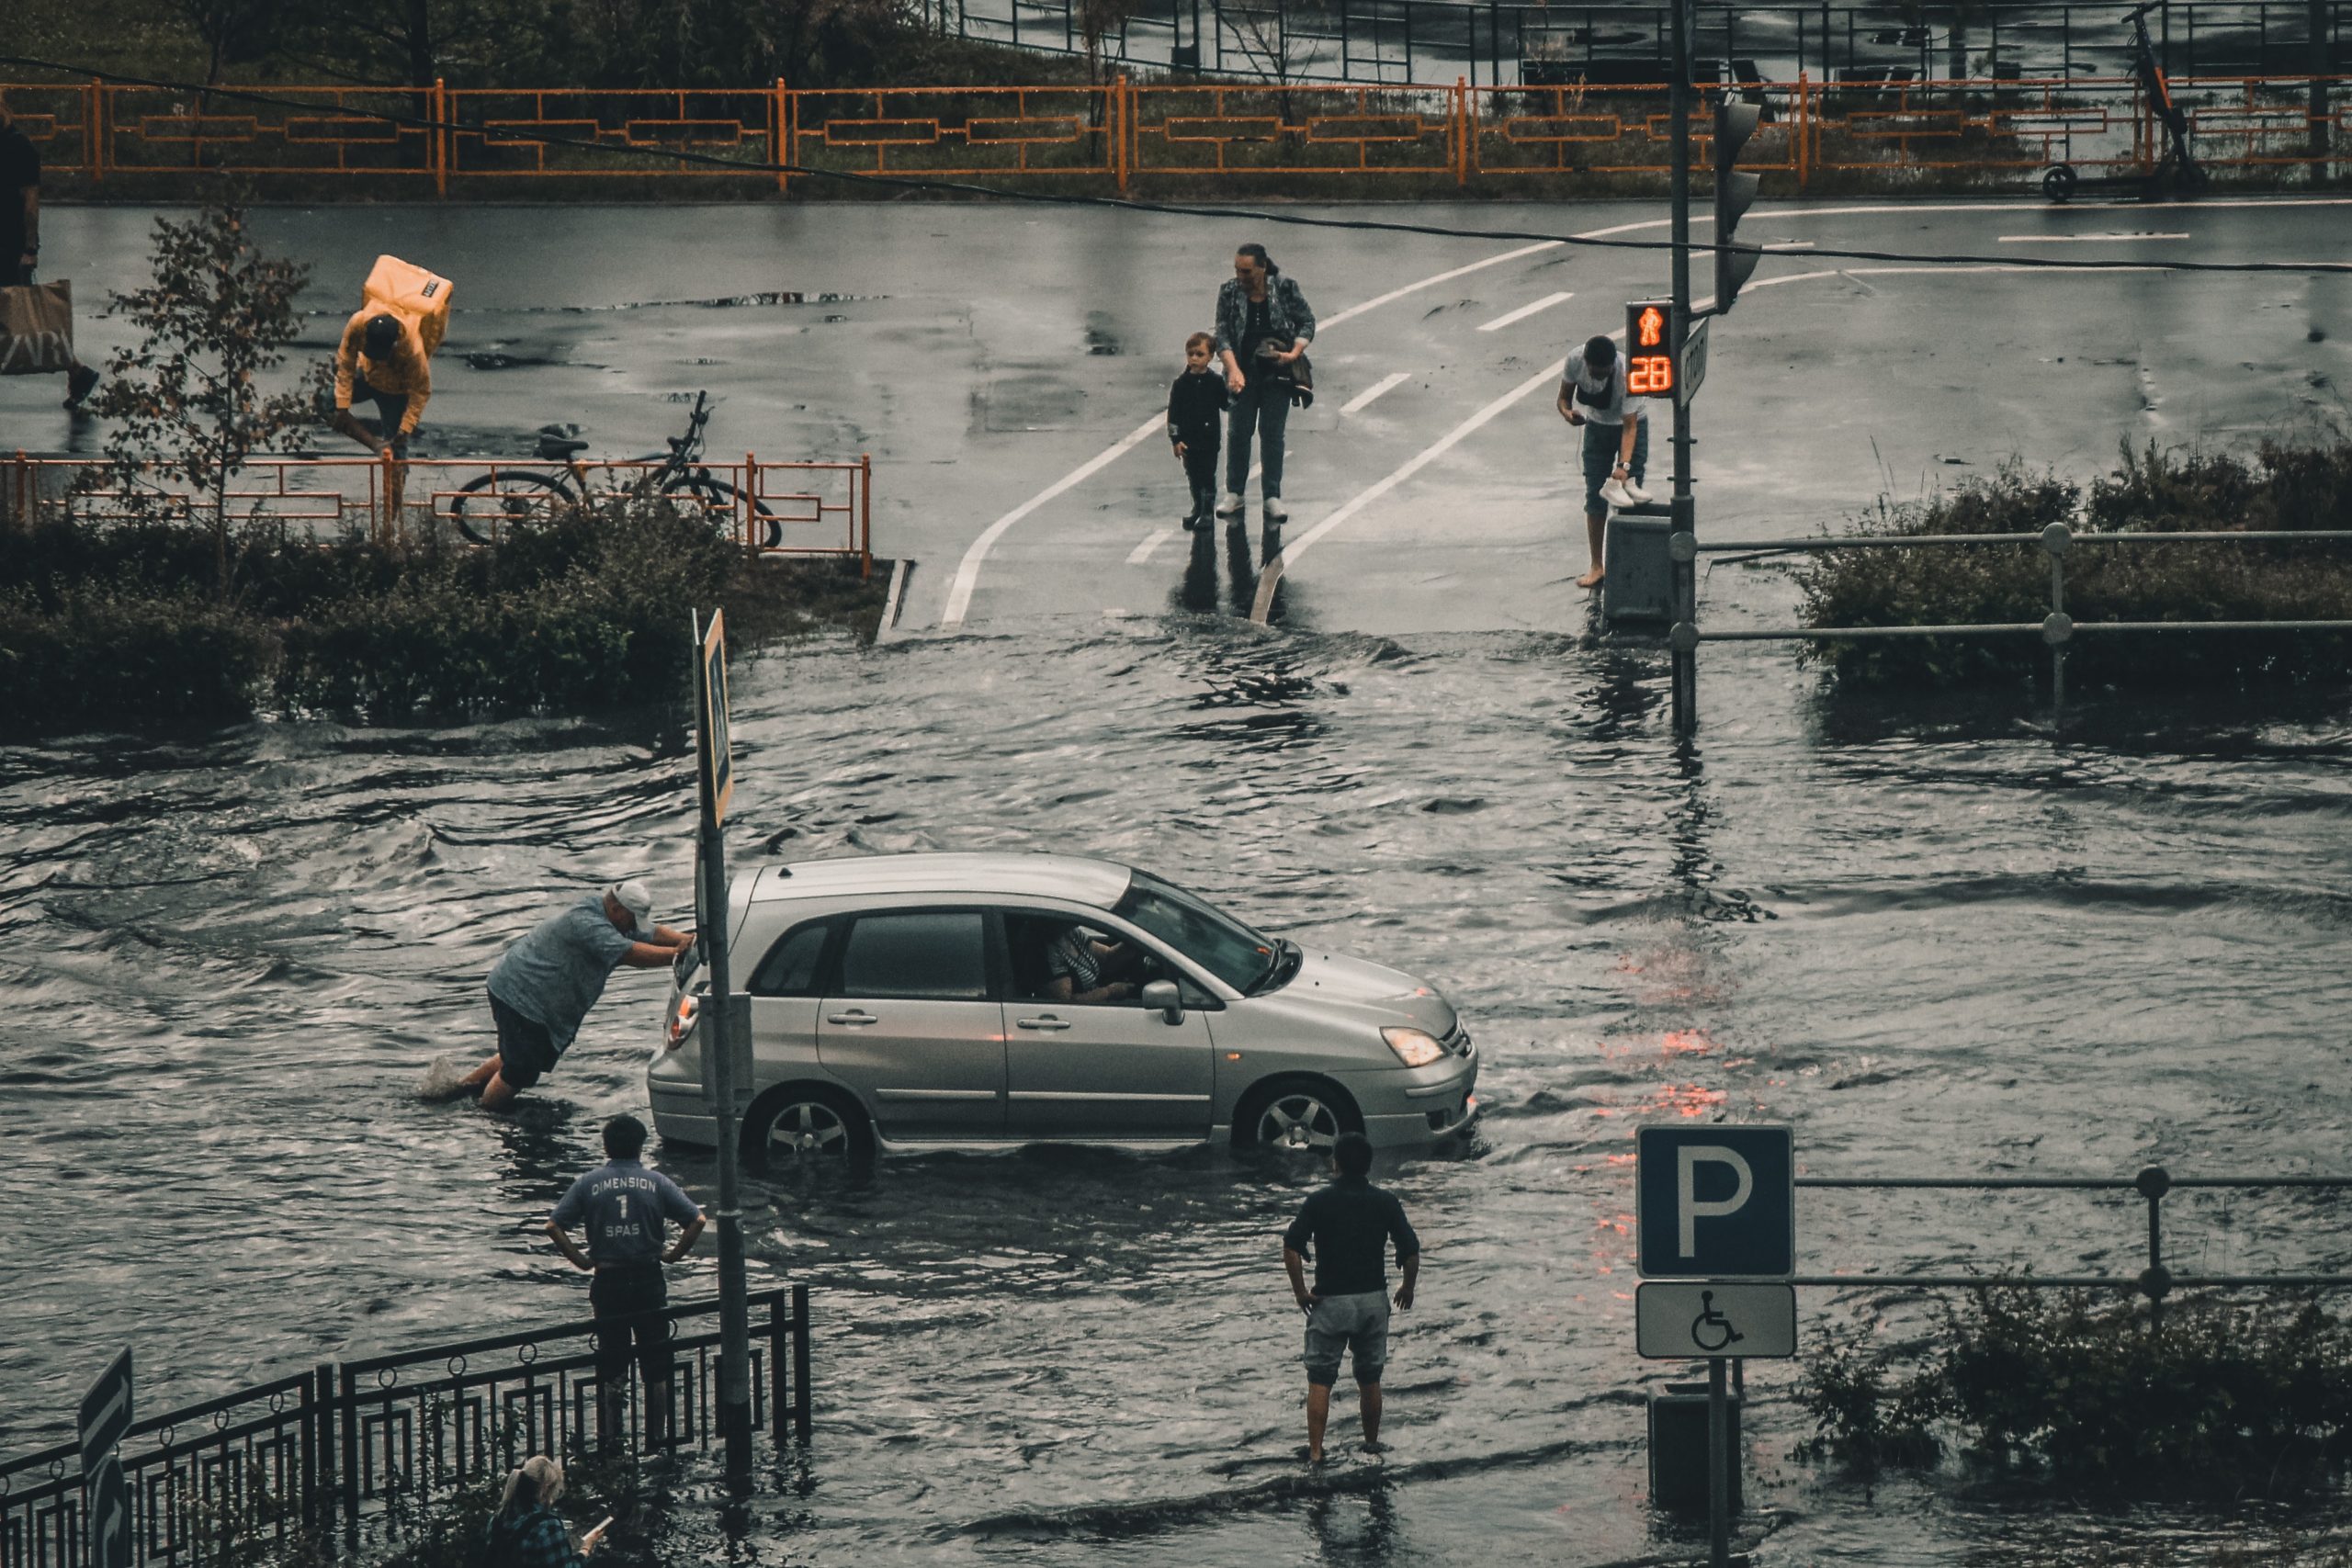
[6,452,875,574]
[2,73,2344,189]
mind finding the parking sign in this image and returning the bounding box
[1635,1125,1794,1279]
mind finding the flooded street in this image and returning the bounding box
[9,617,2352,1563]
[6,196,2352,1563]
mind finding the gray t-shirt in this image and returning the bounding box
[1561,345,1640,427]
[551,1157,702,1268]
[487,895,641,1050]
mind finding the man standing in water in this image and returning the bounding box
[1283,1131,1421,1463]
[548,1113,706,1452]
[451,881,690,1111]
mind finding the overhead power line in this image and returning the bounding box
[7,54,2348,276]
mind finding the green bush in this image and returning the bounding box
[1796,1289,2352,1496]
[1797,435,2352,688]
[0,495,873,731]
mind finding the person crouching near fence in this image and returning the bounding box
[485,1456,610,1567]
[547,1114,707,1453]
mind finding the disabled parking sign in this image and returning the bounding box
[1634,1124,1794,1279]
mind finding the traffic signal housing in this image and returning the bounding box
[1713,99,1762,313]
[1624,299,1675,399]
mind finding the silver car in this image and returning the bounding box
[646,852,1478,1163]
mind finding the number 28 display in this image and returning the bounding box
[1624,300,1674,398]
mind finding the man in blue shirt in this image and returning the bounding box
[449,880,691,1111]
[548,1114,707,1450]
[1283,1131,1421,1463]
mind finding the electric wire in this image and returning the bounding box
[6,53,2348,276]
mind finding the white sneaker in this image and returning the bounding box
[1263,497,1288,523]
[1598,477,1637,510]
[1215,491,1245,517]
[1623,477,1654,504]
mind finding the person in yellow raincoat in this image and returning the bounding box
[331,310,431,457]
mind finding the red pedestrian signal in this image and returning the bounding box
[1625,299,1674,398]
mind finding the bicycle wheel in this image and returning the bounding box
[449,470,572,546]
[665,476,781,549]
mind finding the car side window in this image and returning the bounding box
[748,920,831,998]
[838,911,989,1002]
[1007,913,1152,1006]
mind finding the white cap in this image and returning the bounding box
[609,880,654,928]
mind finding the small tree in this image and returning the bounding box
[89,202,331,596]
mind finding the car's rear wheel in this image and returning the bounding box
[746,1085,875,1172]
[1234,1078,1362,1156]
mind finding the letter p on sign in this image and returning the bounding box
[1636,1125,1794,1280]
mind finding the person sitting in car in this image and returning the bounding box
[1045,925,1140,1005]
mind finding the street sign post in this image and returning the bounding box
[1635,1123,1794,1568]
[78,1349,131,1568]
[1635,1282,1796,1359]
[1635,1124,1795,1279]
[692,609,752,1492]
[1679,316,1710,407]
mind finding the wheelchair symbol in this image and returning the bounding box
[1690,1291,1745,1353]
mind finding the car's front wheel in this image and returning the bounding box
[1233,1078,1362,1156]
[745,1085,876,1172]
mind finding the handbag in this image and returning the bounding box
[0,278,75,375]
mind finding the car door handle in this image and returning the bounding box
[826,1010,877,1026]
[1015,1015,1073,1032]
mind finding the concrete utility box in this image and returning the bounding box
[1603,509,1674,625]
[1648,1386,1743,1512]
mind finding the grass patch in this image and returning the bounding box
[1795,434,2352,690]
[0,499,888,732]
[1797,1289,2352,1497]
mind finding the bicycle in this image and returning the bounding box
[447,390,780,546]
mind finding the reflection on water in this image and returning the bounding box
[4,626,2351,1564]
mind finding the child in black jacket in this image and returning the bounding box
[1168,331,1229,530]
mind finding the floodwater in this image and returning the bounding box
[6,199,2352,1565]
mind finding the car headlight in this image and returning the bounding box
[665,993,701,1051]
[1382,1027,1445,1067]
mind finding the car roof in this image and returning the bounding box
[749,852,1136,908]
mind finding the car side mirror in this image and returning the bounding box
[1139,980,1183,1025]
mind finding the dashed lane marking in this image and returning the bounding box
[1127,527,1176,565]
[1341,371,1412,414]
[939,240,1572,630]
[1477,291,1575,333]
[1997,231,2190,243]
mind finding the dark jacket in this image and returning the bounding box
[1213,273,1317,371]
[1167,368,1229,446]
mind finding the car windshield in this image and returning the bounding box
[1113,870,1277,992]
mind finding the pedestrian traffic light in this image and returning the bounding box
[1712,99,1762,314]
[1624,299,1674,398]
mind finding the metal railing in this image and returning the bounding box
[0,1287,812,1568]
[6,451,876,574]
[1689,522,2352,710]
[4,70,2343,191]
[931,0,2345,88]
[1792,1169,2352,1317]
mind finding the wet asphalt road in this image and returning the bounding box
[5,197,2352,1565]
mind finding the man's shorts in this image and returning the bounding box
[590,1266,673,1385]
[347,371,411,454]
[1580,415,1650,514]
[488,992,559,1089]
[1303,1290,1391,1387]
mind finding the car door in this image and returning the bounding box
[742,915,833,1077]
[1001,912,1216,1142]
[816,908,1006,1142]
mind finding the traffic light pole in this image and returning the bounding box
[1668,0,1698,739]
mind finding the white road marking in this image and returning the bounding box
[947,197,2352,632]
[1764,240,1816,250]
[1997,231,2190,243]
[1340,372,1412,414]
[1477,291,1576,333]
[1127,527,1176,565]
[940,237,1595,630]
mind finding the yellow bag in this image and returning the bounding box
[361,255,453,358]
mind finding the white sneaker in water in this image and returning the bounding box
[1216,491,1245,517]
